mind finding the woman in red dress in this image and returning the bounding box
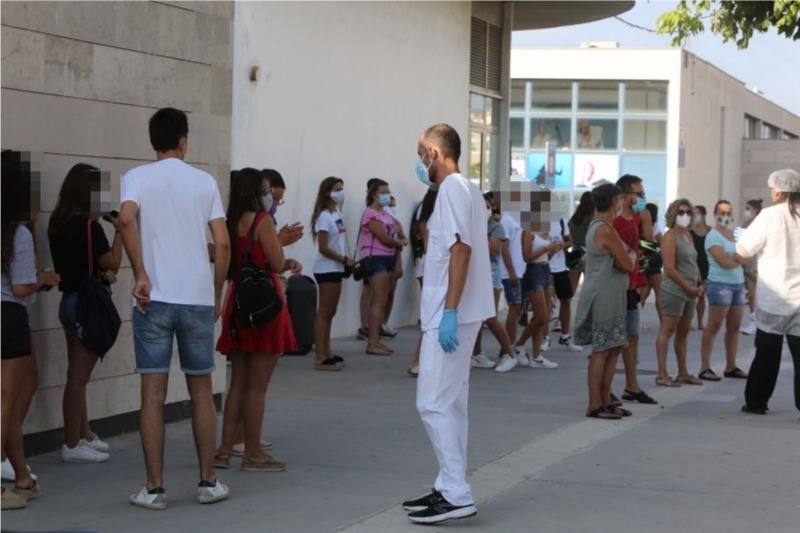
[214,168,296,471]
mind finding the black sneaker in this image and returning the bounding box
[356,327,368,340]
[741,404,767,415]
[402,489,443,512]
[407,500,478,524]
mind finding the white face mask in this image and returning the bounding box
[330,190,345,204]
[743,209,753,221]
[716,215,734,228]
[261,192,274,213]
[693,214,704,226]
[676,213,692,228]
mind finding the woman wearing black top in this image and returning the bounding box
[48,164,123,463]
[690,205,710,329]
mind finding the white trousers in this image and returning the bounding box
[416,321,481,507]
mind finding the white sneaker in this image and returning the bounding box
[541,336,551,351]
[197,479,230,504]
[514,346,531,367]
[61,442,109,463]
[557,335,583,352]
[740,321,756,335]
[494,354,518,373]
[531,355,558,369]
[471,353,496,369]
[1,458,37,482]
[130,486,167,510]
[84,434,110,453]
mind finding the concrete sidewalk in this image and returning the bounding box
[3,305,799,532]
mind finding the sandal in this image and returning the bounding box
[330,354,345,367]
[241,454,288,472]
[609,393,623,407]
[698,369,721,381]
[13,481,40,500]
[366,342,392,356]
[605,404,632,417]
[214,451,231,469]
[655,375,680,387]
[586,406,621,420]
[622,389,658,404]
[314,358,343,371]
[676,374,703,386]
[724,367,748,379]
[407,366,419,377]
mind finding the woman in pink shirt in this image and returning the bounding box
[359,179,405,355]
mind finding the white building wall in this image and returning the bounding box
[232,1,471,337]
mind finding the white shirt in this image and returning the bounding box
[548,218,570,273]
[121,158,225,306]
[313,209,346,274]
[736,203,800,317]
[498,214,525,280]
[421,173,494,331]
[530,233,550,265]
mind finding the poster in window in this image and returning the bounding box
[527,152,573,189]
[574,154,619,189]
[511,153,526,181]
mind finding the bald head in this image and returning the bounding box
[421,123,461,162]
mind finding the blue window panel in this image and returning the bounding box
[620,154,667,209]
[527,152,573,189]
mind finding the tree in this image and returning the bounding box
[656,0,800,49]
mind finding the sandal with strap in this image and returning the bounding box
[586,406,621,420]
[655,375,680,387]
[699,368,721,381]
[330,354,345,367]
[606,404,632,417]
[366,342,392,356]
[214,451,231,469]
[610,393,623,407]
[622,388,658,404]
[676,374,703,386]
[314,358,343,371]
[724,367,748,379]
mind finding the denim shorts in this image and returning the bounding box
[522,263,550,298]
[58,291,80,332]
[132,301,215,375]
[502,278,523,306]
[491,261,502,290]
[366,255,396,278]
[706,281,746,307]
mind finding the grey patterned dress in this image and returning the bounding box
[574,219,629,352]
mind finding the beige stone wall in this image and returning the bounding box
[1,1,233,434]
[741,140,800,205]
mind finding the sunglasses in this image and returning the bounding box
[677,209,691,215]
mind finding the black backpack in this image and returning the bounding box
[76,219,121,359]
[232,213,283,334]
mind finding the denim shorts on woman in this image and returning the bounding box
[58,291,80,332]
[706,281,746,307]
[522,263,550,298]
[491,260,502,290]
[365,254,396,278]
[132,301,215,375]
[502,279,523,305]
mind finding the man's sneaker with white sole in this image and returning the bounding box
[494,353,518,373]
[531,355,558,369]
[514,346,531,367]
[407,499,478,524]
[130,487,167,510]
[61,442,109,463]
[197,479,229,504]
[84,434,110,453]
[558,335,583,352]
[470,353,496,369]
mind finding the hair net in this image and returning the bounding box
[767,169,800,192]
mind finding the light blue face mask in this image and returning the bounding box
[416,155,433,186]
[632,195,647,213]
[378,193,392,207]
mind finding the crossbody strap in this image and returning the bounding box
[86,218,95,277]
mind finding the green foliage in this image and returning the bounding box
[656,0,800,49]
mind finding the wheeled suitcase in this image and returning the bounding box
[283,275,317,355]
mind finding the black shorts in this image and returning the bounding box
[552,270,574,300]
[314,272,344,284]
[2,302,32,360]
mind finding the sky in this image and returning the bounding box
[511,0,800,116]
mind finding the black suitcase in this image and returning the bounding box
[283,275,317,355]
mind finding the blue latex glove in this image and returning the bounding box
[438,309,459,353]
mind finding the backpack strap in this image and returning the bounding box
[86,218,95,277]
[244,211,264,262]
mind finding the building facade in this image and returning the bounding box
[511,46,800,222]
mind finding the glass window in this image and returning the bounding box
[744,115,759,139]
[510,80,527,112]
[485,97,499,127]
[623,119,667,151]
[510,118,524,149]
[470,93,485,124]
[578,81,619,112]
[783,130,798,140]
[529,118,571,149]
[469,131,483,184]
[485,133,497,189]
[576,118,617,150]
[762,122,779,139]
[624,81,667,113]
[530,80,572,112]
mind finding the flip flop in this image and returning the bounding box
[724,367,748,379]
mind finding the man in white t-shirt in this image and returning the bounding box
[119,108,231,509]
[498,212,526,345]
[403,124,493,525]
[548,217,582,351]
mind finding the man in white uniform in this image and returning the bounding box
[403,124,494,524]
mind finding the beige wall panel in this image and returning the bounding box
[1,26,45,91]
